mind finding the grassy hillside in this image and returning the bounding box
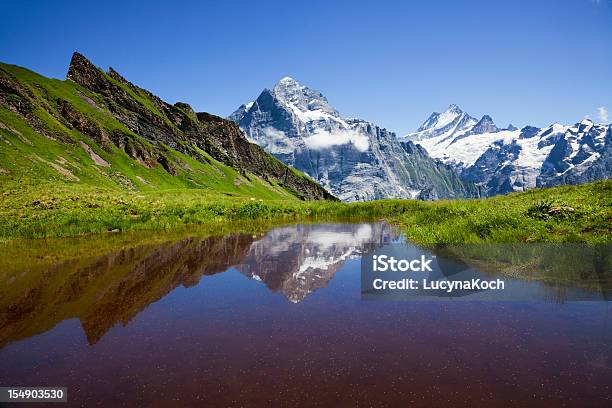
[0,103,300,201]
[392,180,610,244]
[0,57,333,202]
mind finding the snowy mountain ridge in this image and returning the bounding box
[403,105,611,196]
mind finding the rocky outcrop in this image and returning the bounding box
[463,115,499,136]
[399,140,482,199]
[538,121,612,187]
[64,53,335,200]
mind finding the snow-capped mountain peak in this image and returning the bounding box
[467,115,499,135]
[407,104,478,141]
[271,76,340,119]
[417,104,463,132]
[578,118,594,131]
[276,75,298,85]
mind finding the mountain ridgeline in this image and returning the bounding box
[0,53,335,201]
[230,77,480,201]
[403,105,612,197]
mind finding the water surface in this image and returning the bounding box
[0,223,610,407]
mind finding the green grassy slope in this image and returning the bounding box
[0,63,302,201]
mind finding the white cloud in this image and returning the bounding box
[597,106,609,123]
[261,126,287,142]
[306,224,373,249]
[257,127,296,154]
[303,129,370,152]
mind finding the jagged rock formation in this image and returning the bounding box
[0,53,335,200]
[403,105,611,196]
[66,53,335,200]
[230,77,479,201]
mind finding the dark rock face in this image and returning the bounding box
[519,126,540,139]
[469,115,499,135]
[230,78,478,201]
[399,140,482,200]
[452,115,500,143]
[462,140,523,195]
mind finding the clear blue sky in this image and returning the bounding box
[1,0,610,134]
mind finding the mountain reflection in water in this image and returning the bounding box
[0,223,396,347]
[237,223,396,302]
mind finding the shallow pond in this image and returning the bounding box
[0,222,610,406]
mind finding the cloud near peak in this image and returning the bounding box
[303,129,370,152]
[597,106,609,123]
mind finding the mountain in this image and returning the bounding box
[230,78,479,201]
[403,106,611,196]
[407,104,478,142]
[0,53,334,201]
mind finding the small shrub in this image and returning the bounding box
[526,199,554,220]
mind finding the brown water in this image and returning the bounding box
[0,223,610,407]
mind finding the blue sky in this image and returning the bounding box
[1,0,610,134]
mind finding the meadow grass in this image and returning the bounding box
[1,180,609,243]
